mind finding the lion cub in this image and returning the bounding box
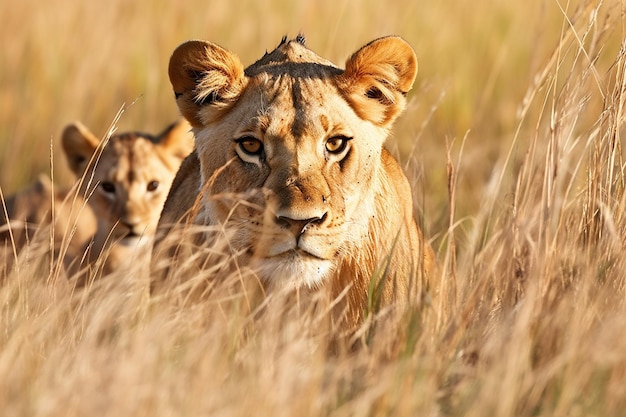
[1,174,96,272]
[61,119,193,277]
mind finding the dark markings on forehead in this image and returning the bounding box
[256,75,334,143]
[265,87,282,115]
[244,37,345,142]
[256,114,271,133]
[112,131,159,144]
[128,137,136,183]
[245,38,343,80]
[114,130,180,172]
[290,79,305,139]
[289,79,334,140]
[319,114,329,132]
[124,136,136,183]
[109,133,145,184]
[248,61,343,80]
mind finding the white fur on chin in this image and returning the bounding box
[250,252,335,289]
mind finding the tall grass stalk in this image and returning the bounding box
[1,0,626,416]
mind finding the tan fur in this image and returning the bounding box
[0,175,96,267]
[154,36,434,327]
[61,119,193,277]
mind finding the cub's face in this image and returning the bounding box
[169,36,417,288]
[62,120,193,247]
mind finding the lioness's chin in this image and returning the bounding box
[250,252,335,289]
[118,234,152,248]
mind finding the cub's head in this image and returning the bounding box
[61,120,193,247]
[168,36,418,288]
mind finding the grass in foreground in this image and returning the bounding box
[2,0,626,416]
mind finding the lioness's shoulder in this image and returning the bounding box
[159,150,201,228]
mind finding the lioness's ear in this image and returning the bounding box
[169,40,247,127]
[61,122,99,176]
[339,36,418,128]
[157,119,195,160]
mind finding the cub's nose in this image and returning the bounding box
[119,219,141,236]
[276,212,327,237]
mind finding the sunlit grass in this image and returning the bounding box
[1,0,626,416]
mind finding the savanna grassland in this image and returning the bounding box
[2,0,626,416]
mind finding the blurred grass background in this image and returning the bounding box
[2,0,620,235]
[2,1,626,416]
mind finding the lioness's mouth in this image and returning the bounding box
[274,248,327,262]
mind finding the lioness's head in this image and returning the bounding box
[166,36,426,291]
[61,120,193,248]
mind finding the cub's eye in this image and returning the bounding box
[147,180,159,192]
[100,181,116,194]
[236,137,263,156]
[325,136,351,154]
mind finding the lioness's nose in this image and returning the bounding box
[276,212,327,237]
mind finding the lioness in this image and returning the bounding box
[154,36,434,326]
[61,119,193,276]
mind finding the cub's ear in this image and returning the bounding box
[169,40,247,127]
[339,36,418,128]
[157,118,195,160]
[61,122,100,176]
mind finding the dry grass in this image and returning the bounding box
[2,0,626,416]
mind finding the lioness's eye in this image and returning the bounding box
[325,136,351,154]
[101,181,116,194]
[236,137,263,156]
[147,180,159,192]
